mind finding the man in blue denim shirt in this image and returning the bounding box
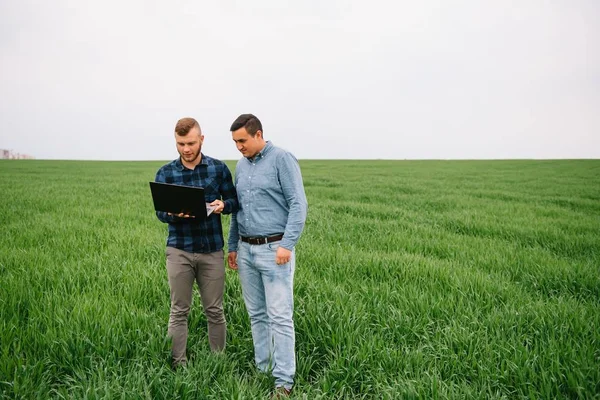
[155,117,238,368]
[227,114,308,396]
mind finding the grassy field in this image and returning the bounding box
[1,159,599,399]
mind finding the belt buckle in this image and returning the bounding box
[262,237,268,245]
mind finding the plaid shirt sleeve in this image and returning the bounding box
[220,164,238,215]
[154,166,181,224]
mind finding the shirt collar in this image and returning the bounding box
[176,153,206,171]
[248,141,273,162]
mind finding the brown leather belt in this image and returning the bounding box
[240,234,284,245]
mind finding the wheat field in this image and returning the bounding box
[1,159,599,399]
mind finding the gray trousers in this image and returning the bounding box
[165,246,226,365]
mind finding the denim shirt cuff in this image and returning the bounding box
[279,240,296,251]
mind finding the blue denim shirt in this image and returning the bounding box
[228,142,308,252]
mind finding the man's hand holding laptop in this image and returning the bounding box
[167,212,195,218]
[167,199,223,218]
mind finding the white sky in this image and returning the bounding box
[1,0,598,160]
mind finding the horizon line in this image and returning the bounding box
[2,157,599,162]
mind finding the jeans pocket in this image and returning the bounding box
[267,241,281,252]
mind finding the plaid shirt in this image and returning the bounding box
[155,154,238,253]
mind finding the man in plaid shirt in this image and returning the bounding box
[155,117,238,368]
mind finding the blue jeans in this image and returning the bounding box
[237,240,295,390]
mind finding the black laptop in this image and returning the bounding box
[149,181,215,219]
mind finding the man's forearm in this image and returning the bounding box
[281,203,307,250]
[156,211,181,224]
[223,196,239,215]
[228,212,240,252]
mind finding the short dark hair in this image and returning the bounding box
[230,114,263,137]
[175,118,200,136]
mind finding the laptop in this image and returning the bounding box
[149,181,216,219]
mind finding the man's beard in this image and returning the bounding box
[181,149,200,162]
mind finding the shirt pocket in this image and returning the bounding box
[253,171,280,193]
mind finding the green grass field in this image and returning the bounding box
[1,159,599,399]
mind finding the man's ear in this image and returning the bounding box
[256,130,263,139]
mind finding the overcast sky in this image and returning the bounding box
[1,0,598,160]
